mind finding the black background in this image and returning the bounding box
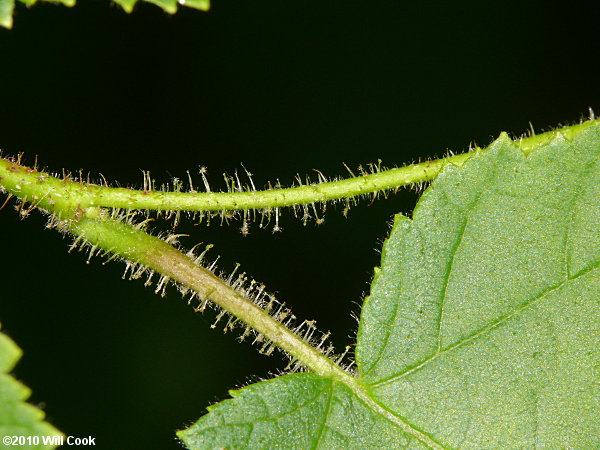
[0,1,597,449]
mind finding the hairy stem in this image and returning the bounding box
[69,215,353,382]
[2,120,595,215]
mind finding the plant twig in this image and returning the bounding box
[2,120,594,216]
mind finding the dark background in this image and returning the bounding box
[0,1,597,448]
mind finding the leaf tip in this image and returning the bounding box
[496,131,513,144]
[392,212,410,227]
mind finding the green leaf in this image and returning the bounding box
[178,374,426,448]
[0,324,63,449]
[179,122,599,448]
[0,0,15,28]
[0,0,209,29]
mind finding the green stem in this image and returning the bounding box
[2,120,595,215]
[70,215,353,383]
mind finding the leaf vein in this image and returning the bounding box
[310,381,334,449]
[370,262,599,388]
[435,189,470,353]
[564,153,600,279]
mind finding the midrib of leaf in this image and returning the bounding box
[343,381,445,449]
[369,262,599,389]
